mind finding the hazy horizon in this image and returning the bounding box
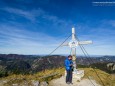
[0,53,115,57]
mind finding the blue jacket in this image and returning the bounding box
[64,57,73,70]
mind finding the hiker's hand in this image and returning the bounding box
[70,64,73,66]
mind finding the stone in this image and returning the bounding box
[40,81,48,86]
[31,80,39,86]
[12,84,18,86]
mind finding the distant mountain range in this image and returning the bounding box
[0,54,115,77]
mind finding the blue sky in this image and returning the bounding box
[0,0,115,55]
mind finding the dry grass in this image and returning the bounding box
[0,67,65,86]
[80,68,115,86]
[0,67,115,86]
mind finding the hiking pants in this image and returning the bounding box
[66,69,72,83]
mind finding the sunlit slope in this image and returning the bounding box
[0,67,114,86]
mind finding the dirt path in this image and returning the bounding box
[49,76,101,86]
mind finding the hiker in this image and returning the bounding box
[65,55,73,84]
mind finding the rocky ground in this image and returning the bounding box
[49,76,101,86]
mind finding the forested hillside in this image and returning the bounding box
[0,54,115,77]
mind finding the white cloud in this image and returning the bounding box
[102,19,115,27]
[0,7,73,54]
[0,24,71,54]
[0,7,72,27]
[0,24,115,55]
[0,7,115,55]
[1,7,44,21]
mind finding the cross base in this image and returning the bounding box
[73,69,84,81]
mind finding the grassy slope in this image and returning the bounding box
[0,68,115,86]
[80,68,115,86]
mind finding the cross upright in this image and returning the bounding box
[63,27,92,74]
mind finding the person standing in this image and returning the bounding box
[65,55,73,84]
